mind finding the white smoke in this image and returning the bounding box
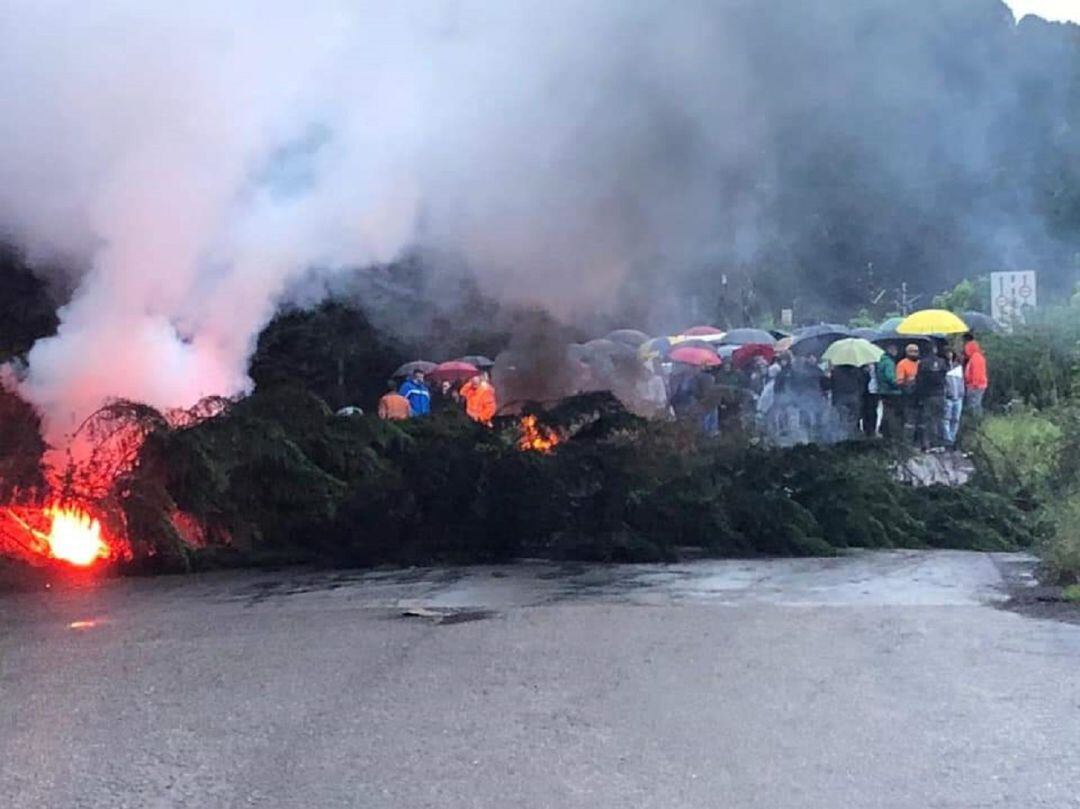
[1004,0,1080,24]
[0,0,1073,441]
[0,0,766,440]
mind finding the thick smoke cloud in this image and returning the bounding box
[0,0,1075,439]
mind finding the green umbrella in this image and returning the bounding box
[822,338,884,367]
[878,316,903,333]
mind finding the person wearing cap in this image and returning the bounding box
[895,344,920,443]
[896,344,920,387]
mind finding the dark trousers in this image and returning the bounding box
[880,395,902,439]
[915,395,945,449]
[862,394,879,437]
[833,395,860,439]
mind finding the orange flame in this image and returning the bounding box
[44,504,110,567]
[518,415,561,453]
[1,503,112,567]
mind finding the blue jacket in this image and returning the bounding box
[398,379,431,416]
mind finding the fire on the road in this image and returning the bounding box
[43,504,110,566]
[1,503,113,568]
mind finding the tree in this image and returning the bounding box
[0,245,58,362]
[249,301,411,412]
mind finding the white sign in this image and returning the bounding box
[990,271,1036,328]
[780,308,793,327]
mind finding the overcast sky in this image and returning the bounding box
[1004,0,1080,23]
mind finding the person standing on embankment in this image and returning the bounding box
[962,333,988,418]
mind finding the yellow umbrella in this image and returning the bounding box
[896,309,969,335]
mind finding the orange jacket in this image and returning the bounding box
[964,341,988,390]
[896,358,919,387]
[378,392,411,420]
[460,379,497,423]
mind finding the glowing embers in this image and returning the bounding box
[1,502,112,567]
[43,504,110,566]
[517,415,561,453]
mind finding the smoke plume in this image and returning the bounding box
[0,1,1075,439]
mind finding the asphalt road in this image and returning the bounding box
[1,551,1078,808]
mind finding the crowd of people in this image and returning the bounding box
[374,333,990,452]
[378,369,498,424]
[759,334,988,447]
[659,333,990,448]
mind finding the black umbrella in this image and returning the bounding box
[790,325,853,357]
[719,328,776,346]
[961,311,1001,334]
[794,323,853,339]
[392,360,437,378]
[851,327,883,340]
[604,329,651,347]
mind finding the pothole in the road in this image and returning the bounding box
[399,606,499,625]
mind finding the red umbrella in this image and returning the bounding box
[669,346,722,367]
[731,343,775,369]
[682,325,725,336]
[429,360,479,384]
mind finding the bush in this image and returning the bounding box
[981,331,1078,411]
[0,386,47,501]
[1044,492,1080,585]
[968,408,1063,502]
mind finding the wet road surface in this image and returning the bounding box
[1,550,1078,808]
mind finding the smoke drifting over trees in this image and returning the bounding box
[0,0,1076,435]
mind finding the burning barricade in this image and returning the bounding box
[0,393,233,572]
[517,414,561,453]
[1,503,111,567]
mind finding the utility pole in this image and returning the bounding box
[894,282,920,316]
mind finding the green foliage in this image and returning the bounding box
[0,386,47,501]
[848,309,877,329]
[249,301,411,412]
[931,278,989,314]
[981,330,1078,411]
[106,388,1037,573]
[1044,492,1080,585]
[969,409,1063,500]
[968,402,1080,583]
[0,245,57,362]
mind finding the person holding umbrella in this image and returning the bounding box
[914,346,948,450]
[821,338,885,439]
[398,369,431,417]
[829,362,867,438]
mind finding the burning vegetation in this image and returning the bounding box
[0,380,1048,575]
[0,393,225,570]
[518,415,561,453]
[1,504,110,567]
